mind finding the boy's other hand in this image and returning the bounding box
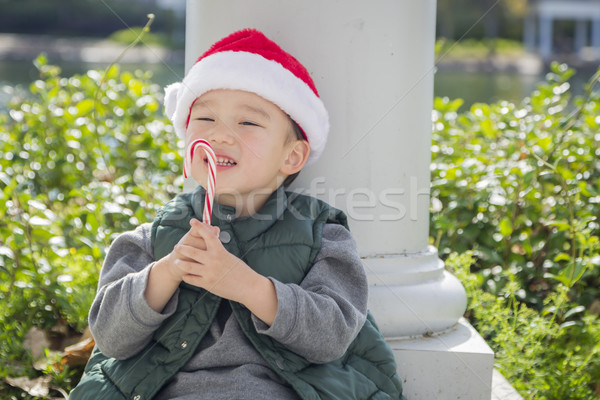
[180,218,219,254]
[160,218,278,325]
[164,218,219,282]
[173,218,250,300]
[145,217,219,313]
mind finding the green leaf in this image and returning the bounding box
[558,260,587,287]
[537,136,552,151]
[499,217,513,237]
[546,220,571,231]
[87,212,99,232]
[78,237,94,249]
[92,245,102,259]
[558,321,577,330]
[563,305,585,320]
[28,216,51,226]
[480,119,496,138]
[553,252,570,263]
[544,272,571,287]
[76,99,95,115]
[0,246,15,259]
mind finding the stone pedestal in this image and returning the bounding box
[391,319,494,400]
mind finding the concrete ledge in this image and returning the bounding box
[389,318,494,400]
[492,369,523,400]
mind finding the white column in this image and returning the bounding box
[185,1,493,397]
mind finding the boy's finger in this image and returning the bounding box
[190,218,220,235]
[178,224,209,249]
[189,220,221,246]
[175,243,205,264]
[188,218,202,235]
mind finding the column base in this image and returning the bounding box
[389,318,494,400]
[364,246,467,337]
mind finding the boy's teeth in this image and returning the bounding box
[216,157,236,166]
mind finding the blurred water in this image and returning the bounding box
[434,69,543,107]
[434,68,592,110]
[0,59,593,111]
[0,59,185,109]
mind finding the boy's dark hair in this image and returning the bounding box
[283,119,306,187]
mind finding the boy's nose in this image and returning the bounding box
[207,121,235,144]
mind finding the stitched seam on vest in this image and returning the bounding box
[345,353,398,396]
[100,364,130,398]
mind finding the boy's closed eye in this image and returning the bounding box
[240,121,261,127]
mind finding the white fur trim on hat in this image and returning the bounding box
[163,82,181,120]
[164,51,329,164]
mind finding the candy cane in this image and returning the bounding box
[183,139,217,225]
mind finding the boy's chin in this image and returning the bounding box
[213,190,242,203]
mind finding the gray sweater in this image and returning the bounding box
[88,222,368,400]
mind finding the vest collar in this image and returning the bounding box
[189,185,288,242]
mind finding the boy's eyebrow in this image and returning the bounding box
[191,101,271,121]
[191,100,211,110]
[240,104,271,120]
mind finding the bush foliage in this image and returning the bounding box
[448,252,600,399]
[431,63,600,308]
[0,55,182,397]
[432,63,600,397]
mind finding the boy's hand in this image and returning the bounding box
[172,218,255,303]
[156,219,278,325]
[145,218,220,313]
[163,218,218,282]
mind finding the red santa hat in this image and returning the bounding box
[164,28,329,164]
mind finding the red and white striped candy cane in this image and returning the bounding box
[183,139,217,225]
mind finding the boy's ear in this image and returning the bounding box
[281,140,310,175]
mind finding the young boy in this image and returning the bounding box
[70,29,405,400]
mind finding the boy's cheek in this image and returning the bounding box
[185,131,201,142]
[189,169,208,187]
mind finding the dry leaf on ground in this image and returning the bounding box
[5,375,51,397]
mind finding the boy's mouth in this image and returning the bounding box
[205,155,237,167]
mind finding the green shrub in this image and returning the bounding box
[0,55,182,397]
[432,64,600,397]
[448,252,600,398]
[431,62,600,309]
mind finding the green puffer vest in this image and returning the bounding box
[70,186,405,400]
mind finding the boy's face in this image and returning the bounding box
[186,89,308,213]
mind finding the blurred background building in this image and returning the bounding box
[524,0,600,61]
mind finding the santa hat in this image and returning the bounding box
[164,28,329,164]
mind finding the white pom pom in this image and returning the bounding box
[164,83,181,120]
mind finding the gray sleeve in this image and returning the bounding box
[252,224,368,364]
[88,223,178,360]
